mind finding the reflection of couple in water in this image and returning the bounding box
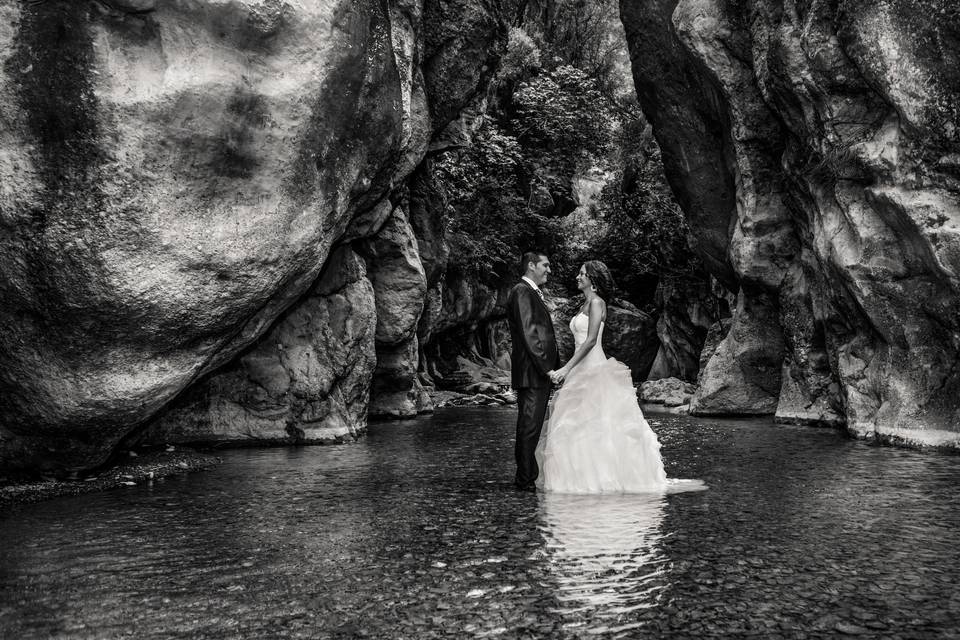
[539,492,667,632]
[538,485,704,632]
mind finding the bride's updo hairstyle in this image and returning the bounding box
[583,260,615,301]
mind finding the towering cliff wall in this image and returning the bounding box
[6,0,956,479]
[0,0,522,476]
[621,0,960,445]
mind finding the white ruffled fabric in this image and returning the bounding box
[535,314,667,494]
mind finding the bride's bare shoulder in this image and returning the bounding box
[589,296,607,321]
[589,297,606,311]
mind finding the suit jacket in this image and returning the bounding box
[506,281,559,389]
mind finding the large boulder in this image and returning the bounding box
[141,246,376,445]
[640,377,697,413]
[622,0,960,445]
[603,303,660,381]
[0,0,520,476]
[689,289,784,415]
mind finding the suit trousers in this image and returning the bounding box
[515,386,551,487]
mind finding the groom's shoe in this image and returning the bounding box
[514,482,536,493]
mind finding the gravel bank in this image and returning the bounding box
[0,449,221,509]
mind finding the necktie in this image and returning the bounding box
[535,288,545,302]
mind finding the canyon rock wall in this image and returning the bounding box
[141,245,377,446]
[0,0,520,476]
[647,276,729,382]
[363,204,432,419]
[622,0,960,444]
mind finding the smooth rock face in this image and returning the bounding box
[690,290,783,415]
[364,206,431,419]
[618,0,737,287]
[141,247,377,445]
[420,276,511,388]
[647,277,729,382]
[622,0,960,444]
[0,0,517,475]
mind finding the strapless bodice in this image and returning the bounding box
[569,312,606,367]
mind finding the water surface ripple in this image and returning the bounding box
[2,408,959,638]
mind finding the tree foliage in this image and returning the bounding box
[434,120,550,281]
[432,0,701,301]
[513,65,612,156]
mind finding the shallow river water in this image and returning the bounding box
[2,408,959,638]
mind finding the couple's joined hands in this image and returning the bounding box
[548,368,568,385]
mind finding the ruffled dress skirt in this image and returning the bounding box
[535,357,667,494]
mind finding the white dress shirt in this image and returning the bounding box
[521,276,546,302]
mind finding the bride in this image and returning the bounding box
[536,260,668,493]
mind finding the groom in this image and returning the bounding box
[506,251,560,492]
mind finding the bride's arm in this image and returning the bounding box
[555,298,605,381]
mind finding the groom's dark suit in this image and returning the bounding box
[506,280,559,488]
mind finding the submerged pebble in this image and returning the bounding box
[1,408,958,638]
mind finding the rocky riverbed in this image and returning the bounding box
[2,408,959,638]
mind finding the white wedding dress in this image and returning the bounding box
[535,312,668,493]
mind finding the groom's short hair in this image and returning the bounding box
[520,251,547,274]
